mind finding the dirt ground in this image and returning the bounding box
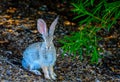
[0,0,120,82]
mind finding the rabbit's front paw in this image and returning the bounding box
[30,70,41,75]
[42,66,51,79]
[51,73,56,80]
[49,66,57,80]
[45,74,51,79]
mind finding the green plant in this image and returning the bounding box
[72,0,120,30]
[60,0,120,63]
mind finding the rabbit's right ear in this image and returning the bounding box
[37,19,48,37]
[49,16,59,36]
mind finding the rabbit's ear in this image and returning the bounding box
[37,19,48,37]
[49,16,59,36]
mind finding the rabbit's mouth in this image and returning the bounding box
[47,47,50,50]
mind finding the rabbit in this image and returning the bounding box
[22,16,59,80]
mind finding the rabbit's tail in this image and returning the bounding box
[22,59,28,69]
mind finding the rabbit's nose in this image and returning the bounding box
[46,45,51,50]
[45,45,49,50]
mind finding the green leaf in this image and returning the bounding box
[91,47,99,63]
[91,0,94,6]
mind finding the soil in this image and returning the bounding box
[0,0,120,82]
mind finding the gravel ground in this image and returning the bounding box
[0,0,120,82]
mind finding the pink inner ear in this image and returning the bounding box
[37,19,47,36]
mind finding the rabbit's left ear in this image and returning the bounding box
[49,16,59,36]
[37,19,48,37]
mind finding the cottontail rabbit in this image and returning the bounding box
[22,16,59,80]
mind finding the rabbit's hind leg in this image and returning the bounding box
[29,65,41,75]
[49,66,57,80]
[22,59,41,75]
[29,69,41,75]
[41,66,51,79]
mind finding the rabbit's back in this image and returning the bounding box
[23,42,42,60]
[22,42,42,69]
